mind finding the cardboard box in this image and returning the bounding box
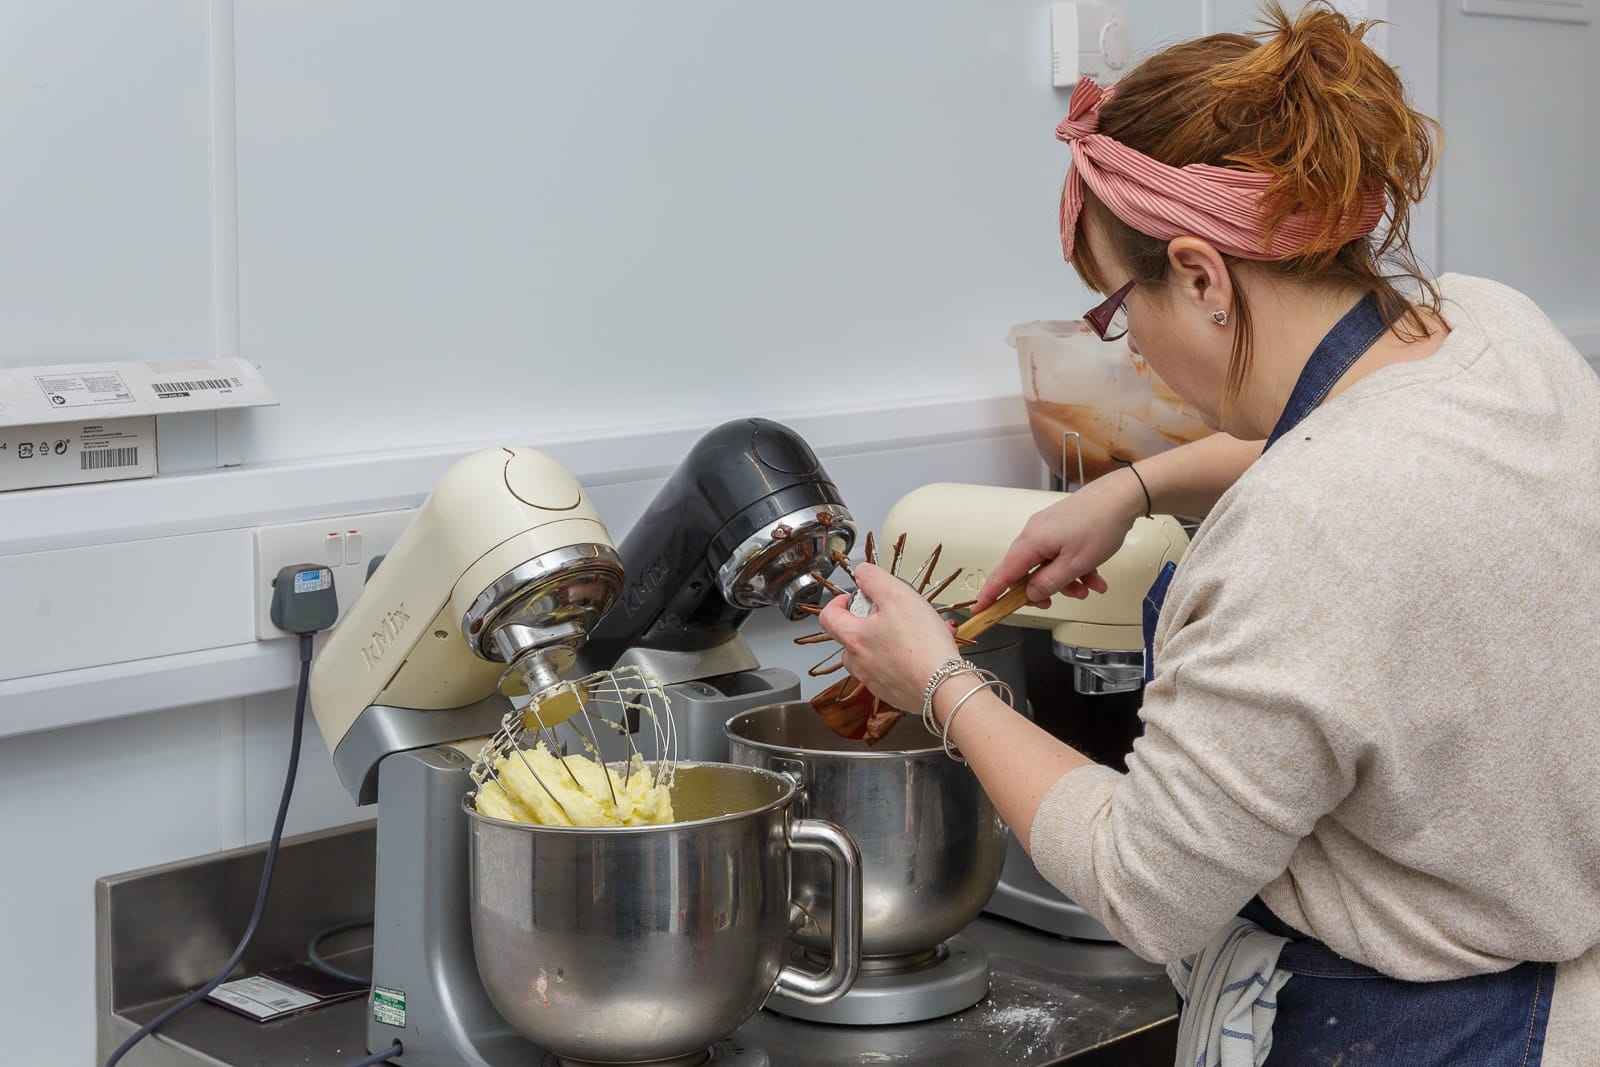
[0,358,277,492]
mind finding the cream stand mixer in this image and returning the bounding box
[308,443,861,1067]
[309,446,629,1065]
[313,447,627,802]
[881,481,1188,940]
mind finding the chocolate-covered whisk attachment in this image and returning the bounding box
[791,531,987,743]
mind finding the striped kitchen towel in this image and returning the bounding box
[1167,918,1292,1067]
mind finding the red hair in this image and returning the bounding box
[1068,2,1442,406]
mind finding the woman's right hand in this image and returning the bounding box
[972,466,1149,610]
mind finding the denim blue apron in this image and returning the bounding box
[1144,291,1391,683]
[1142,293,1556,1064]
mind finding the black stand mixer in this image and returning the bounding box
[568,417,855,765]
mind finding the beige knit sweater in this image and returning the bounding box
[1029,274,1600,1061]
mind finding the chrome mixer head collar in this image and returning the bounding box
[716,503,856,621]
[459,542,629,701]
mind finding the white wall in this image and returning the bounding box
[229,0,1098,463]
[0,0,1203,467]
[1437,4,1599,331]
[1,3,1596,1064]
[0,1,217,362]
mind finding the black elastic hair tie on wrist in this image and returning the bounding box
[1119,458,1153,519]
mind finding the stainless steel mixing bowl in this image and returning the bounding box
[725,702,1007,959]
[466,761,861,1064]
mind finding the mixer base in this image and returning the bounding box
[984,833,1115,941]
[763,933,990,1026]
[546,1040,769,1067]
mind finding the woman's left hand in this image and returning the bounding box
[816,561,960,712]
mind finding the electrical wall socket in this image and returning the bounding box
[253,509,415,639]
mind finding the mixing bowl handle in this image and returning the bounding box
[772,817,862,1005]
[771,759,808,800]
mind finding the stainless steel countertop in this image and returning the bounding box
[116,916,1176,1067]
[747,917,1176,1066]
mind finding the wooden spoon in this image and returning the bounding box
[810,574,1039,745]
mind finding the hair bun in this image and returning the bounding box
[1202,1,1437,262]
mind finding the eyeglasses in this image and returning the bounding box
[1085,279,1135,342]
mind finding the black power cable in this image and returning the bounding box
[344,1041,404,1066]
[307,918,375,986]
[103,633,402,1067]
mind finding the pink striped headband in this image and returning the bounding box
[1056,77,1386,264]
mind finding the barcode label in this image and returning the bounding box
[151,377,237,396]
[81,447,139,470]
[207,974,322,1021]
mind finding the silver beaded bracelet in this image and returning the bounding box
[920,657,979,731]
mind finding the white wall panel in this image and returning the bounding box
[0,702,228,1064]
[0,530,255,680]
[226,0,1200,466]
[1439,6,1599,326]
[241,687,368,843]
[0,1,216,364]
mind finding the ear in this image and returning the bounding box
[1166,237,1233,319]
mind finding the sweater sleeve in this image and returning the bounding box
[1028,487,1362,963]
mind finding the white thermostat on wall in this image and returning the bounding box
[1051,3,1131,88]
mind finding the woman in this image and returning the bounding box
[818,4,1600,1064]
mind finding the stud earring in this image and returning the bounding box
[1211,309,1229,326]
